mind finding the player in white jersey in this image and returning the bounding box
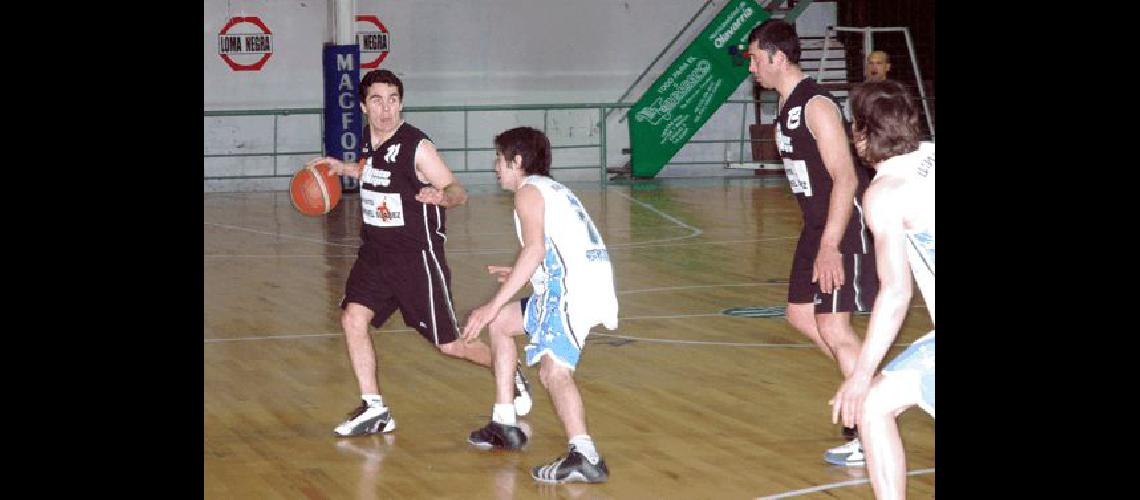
[462,127,617,484]
[830,80,934,499]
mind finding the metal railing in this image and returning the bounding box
[205,103,633,183]
[204,108,324,180]
[203,93,934,184]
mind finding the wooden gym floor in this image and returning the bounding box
[204,175,935,499]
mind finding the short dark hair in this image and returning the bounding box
[494,127,552,177]
[849,80,922,165]
[358,69,403,103]
[747,19,800,64]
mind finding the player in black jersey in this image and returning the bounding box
[747,20,880,466]
[305,69,532,437]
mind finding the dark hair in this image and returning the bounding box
[494,127,552,177]
[358,69,403,103]
[747,19,800,64]
[849,80,922,165]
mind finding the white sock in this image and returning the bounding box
[569,435,599,464]
[363,394,385,408]
[492,404,517,426]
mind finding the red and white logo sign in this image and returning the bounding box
[218,17,273,71]
[356,15,390,68]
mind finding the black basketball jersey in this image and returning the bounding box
[358,122,447,252]
[775,77,870,254]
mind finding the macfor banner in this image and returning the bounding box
[628,0,768,178]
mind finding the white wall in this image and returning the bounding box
[204,0,836,191]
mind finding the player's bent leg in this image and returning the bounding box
[487,303,531,415]
[860,372,922,500]
[815,312,860,378]
[538,355,587,438]
[786,302,835,360]
[438,335,493,366]
[342,303,379,394]
[531,354,608,484]
[334,303,396,437]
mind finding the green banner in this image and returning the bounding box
[628,0,768,178]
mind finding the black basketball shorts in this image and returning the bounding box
[340,246,460,345]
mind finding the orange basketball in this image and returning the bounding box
[290,161,342,216]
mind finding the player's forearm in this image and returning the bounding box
[820,171,857,248]
[333,159,363,178]
[437,182,468,208]
[852,288,911,379]
[489,245,544,310]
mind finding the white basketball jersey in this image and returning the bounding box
[878,142,935,323]
[514,176,619,330]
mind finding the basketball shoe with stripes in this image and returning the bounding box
[333,401,396,437]
[531,445,609,484]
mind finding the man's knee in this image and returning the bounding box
[862,376,914,425]
[488,303,523,339]
[817,315,856,344]
[488,313,518,339]
[785,303,810,323]
[785,304,818,335]
[862,385,892,421]
[341,306,371,336]
[538,360,573,388]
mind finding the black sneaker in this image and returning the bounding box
[513,362,533,416]
[333,401,396,437]
[531,445,609,484]
[467,421,527,450]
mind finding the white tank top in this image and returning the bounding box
[514,176,619,330]
[877,142,935,323]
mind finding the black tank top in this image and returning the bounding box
[775,78,870,254]
[358,122,447,252]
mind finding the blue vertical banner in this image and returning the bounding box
[323,44,362,192]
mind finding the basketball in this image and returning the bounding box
[290,161,342,216]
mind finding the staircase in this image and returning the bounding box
[618,0,820,180]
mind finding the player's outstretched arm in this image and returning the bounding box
[461,186,545,341]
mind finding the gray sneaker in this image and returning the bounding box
[531,445,609,484]
[823,437,865,466]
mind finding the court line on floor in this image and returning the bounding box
[203,307,924,345]
[201,234,800,258]
[606,188,703,247]
[203,328,920,349]
[205,188,706,253]
[203,222,360,248]
[204,281,925,344]
[756,467,935,499]
[618,282,783,294]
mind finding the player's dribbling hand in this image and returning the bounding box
[487,265,512,283]
[309,157,346,176]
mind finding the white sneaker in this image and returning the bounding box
[333,401,396,437]
[827,437,861,455]
[823,437,865,466]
